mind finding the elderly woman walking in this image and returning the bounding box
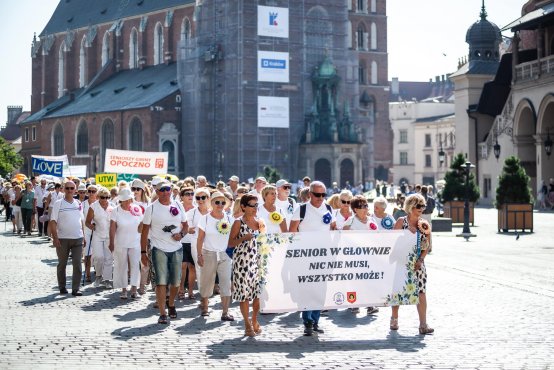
[391,193,434,335]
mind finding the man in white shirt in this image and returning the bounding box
[249,176,267,203]
[226,175,239,198]
[34,178,48,236]
[50,180,85,296]
[141,180,188,324]
[289,180,336,336]
[275,179,296,228]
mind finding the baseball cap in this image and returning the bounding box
[229,175,239,182]
[275,179,291,188]
[156,180,171,190]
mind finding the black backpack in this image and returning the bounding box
[299,203,332,223]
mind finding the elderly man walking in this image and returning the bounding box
[50,180,85,296]
[141,180,188,324]
[289,180,336,336]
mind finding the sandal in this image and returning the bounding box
[244,327,256,337]
[419,324,434,335]
[221,314,235,322]
[158,315,169,324]
[178,291,186,300]
[390,317,399,331]
[253,323,262,335]
[120,292,128,300]
[168,306,177,319]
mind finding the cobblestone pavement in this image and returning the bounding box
[0,208,553,369]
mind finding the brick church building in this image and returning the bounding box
[21,0,391,184]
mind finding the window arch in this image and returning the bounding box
[58,42,65,98]
[358,61,367,84]
[154,22,164,65]
[371,61,378,85]
[101,119,115,170]
[129,28,138,69]
[371,0,377,13]
[305,6,332,67]
[53,123,64,156]
[181,17,191,42]
[357,0,365,12]
[128,118,143,151]
[102,31,110,67]
[79,37,87,87]
[162,141,175,171]
[76,121,88,155]
[370,22,377,50]
[357,23,367,50]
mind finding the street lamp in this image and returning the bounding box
[456,161,476,241]
[438,144,445,165]
[493,137,501,160]
[545,129,553,157]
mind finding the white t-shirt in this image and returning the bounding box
[249,189,264,203]
[334,209,353,230]
[291,202,336,232]
[34,185,48,206]
[197,213,232,252]
[82,198,95,222]
[90,201,113,239]
[143,200,187,253]
[48,191,64,209]
[346,215,378,231]
[257,204,286,233]
[184,207,209,243]
[50,198,84,239]
[112,205,143,249]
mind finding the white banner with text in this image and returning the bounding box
[258,5,289,38]
[257,230,420,313]
[104,149,168,175]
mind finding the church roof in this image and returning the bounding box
[449,60,499,78]
[23,63,179,123]
[40,0,195,36]
[502,2,554,31]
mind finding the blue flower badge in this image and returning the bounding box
[381,216,394,230]
[322,212,332,225]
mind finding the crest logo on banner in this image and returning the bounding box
[347,292,357,304]
[333,292,345,305]
[269,12,278,26]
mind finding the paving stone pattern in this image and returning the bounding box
[0,208,553,369]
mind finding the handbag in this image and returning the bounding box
[15,196,22,207]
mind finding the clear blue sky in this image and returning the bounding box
[0,0,524,126]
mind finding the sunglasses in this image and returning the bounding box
[78,191,86,193]
[65,187,75,190]
[415,204,426,210]
[158,187,172,192]
[282,186,291,190]
[131,187,142,192]
[88,190,97,194]
[181,192,194,197]
[195,195,207,201]
[213,200,225,206]
[341,200,351,205]
[356,204,369,209]
[311,192,326,198]
[245,203,258,208]
[99,196,109,200]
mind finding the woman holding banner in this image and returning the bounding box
[228,194,265,337]
[257,185,287,233]
[333,190,353,230]
[391,193,434,335]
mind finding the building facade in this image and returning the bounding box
[20,0,391,183]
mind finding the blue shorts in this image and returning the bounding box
[151,247,183,286]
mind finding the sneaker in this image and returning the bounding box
[71,290,83,296]
[93,277,102,288]
[38,233,42,237]
[303,322,313,336]
[367,307,379,315]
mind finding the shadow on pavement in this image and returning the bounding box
[326,309,377,328]
[111,323,168,340]
[206,333,426,359]
[174,315,239,335]
[41,258,58,266]
[19,292,70,306]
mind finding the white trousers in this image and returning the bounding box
[113,247,140,289]
[91,236,113,281]
[191,239,202,292]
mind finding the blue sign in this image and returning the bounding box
[269,12,278,26]
[32,157,63,177]
[261,59,286,69]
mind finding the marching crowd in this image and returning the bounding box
[0,174,434,337]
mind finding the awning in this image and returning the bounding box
[502,3,554,31]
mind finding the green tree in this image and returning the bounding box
[258,165,282,184]
[0,136,23,178]
[440,153,480,202]
[495,155,532,209]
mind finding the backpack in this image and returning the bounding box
[424,196,436,214]
[299,203,332,223]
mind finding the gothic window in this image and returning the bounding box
[130,28,138,69]
[347,21,352,49]
[154,22,164,65]
[162,141,175,171]
[32,127,36,141]
[58,42,65,98]
[370,23,377,50]
[129,118,143,151]
[347,0,352,11]
[371,0,377,13]
[79,37,87,87]
[305,6,332,67]
[76,121,88,155]
[371,61,378,84]
[357,0,365,12]
[53,123,64,156]
[102,31,110,66]
[357,24,367,50]
[101,119,115,169]
[181,18,191,42]
[358,64,366,84]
